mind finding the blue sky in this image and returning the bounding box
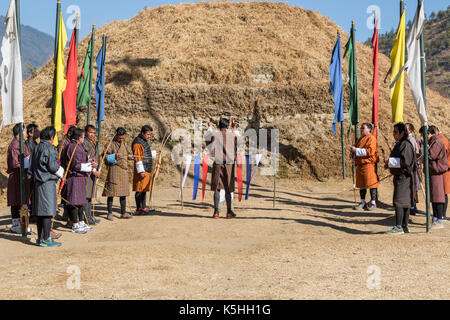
[1,0,448,43]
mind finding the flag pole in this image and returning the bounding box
[351,20,358,146]
[87,25,95,126]
[418,0,431,232]
[15,0,27,236]
[75,12,79,51]
[51,0,61,134]
[338,30,346,180]
[97,35,106,157]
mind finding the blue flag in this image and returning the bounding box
[192,156,201,201]
[329,34,344,135]
[245,155,252,201]
[95,37,107,126]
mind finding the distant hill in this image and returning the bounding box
[365,6,450,99]
[0,14,54,80]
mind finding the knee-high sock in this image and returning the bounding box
[214,191,220,212]
[120,197,126,215]
[42,217,52,240]
[360,189,367,202]
[37,216,43,240]
[70,206,79,224]
[11,206,20,219]
[370,189,378,203]
[395,207,407,228]
[444,195,448,219]
[78,207,84,223]
[107,198,113,214]
[225,192,232,212]
[142,193,147,209]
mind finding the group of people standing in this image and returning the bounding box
[6,124,158,247]
[352,122,449,235]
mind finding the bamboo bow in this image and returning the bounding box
[149,132,172,205]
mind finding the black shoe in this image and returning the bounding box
[227,211,237,219]
[88,219,101,225]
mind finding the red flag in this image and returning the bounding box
[63,29,78,134]
[202,156,209,201]
[372,19,379,138]
[237,155,243,202]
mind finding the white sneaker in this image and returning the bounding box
[72,224,88,234]
[80,222,93,231]
[432,222,444,230]
[10,225,22,234]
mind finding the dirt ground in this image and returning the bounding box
[0,175,449,300]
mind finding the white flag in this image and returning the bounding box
[1,0,23,130]
[405,0,428,126]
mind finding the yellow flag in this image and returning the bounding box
[390,10,406,123]
[53,10,67,146]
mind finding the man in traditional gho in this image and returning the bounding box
[351,123,380,211]
[59,125,77,227]
[132,125,157,216]
[25,123,39,156]
[405,123,423,216]
[421,126,448,229]
[82,125,101,225]
[7,124,31,234]
[103,127,134,220]
[64,128,99,234]
[28,127,65,247]
[206,118,238,219]
[436,127,450,221]
[25,123,39,223]
[385,123,416,235]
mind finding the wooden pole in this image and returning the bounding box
[75,12,79,51]
[15,0,28,236]
[351,20,358,146]
[180,161,184,211]
[87,25,95,126]
[337,30,346,180]
[51,0,61,132]
[418,0,431,232]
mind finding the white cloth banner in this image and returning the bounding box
[405,0,428,126]
[179,155,193,198]
[250,154,263,181]
[1,0,23,131]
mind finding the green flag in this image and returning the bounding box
[77,37,93,107]
[343,24,359,137]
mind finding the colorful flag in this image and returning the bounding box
[372,19,379,138]
[390,9,406,123]
[343,24,359,135]
[329,34,344,135]
[237,155,243,202]
[245,154,262,200]
[245,155,252,201]
[52,10,67,146]
[77,36,93,108]
[406,0,428,125]
[0,0,23,130]
[202,156,209,201]
[62,29,78,134]
[95,37,107,126]
[179,155,192,199]
[192,156,201,201]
